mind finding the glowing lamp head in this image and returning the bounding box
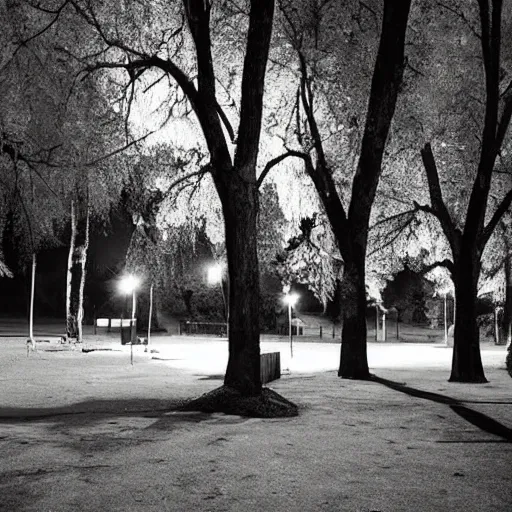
[284,292,299,307]
[207,264,223,285]
[119,274,140,294]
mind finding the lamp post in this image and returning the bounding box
[284,292,299,358]
[119,274,140,319]
[208,262,228,335]
[146,282,154,352]
[444,293,448,345]
[119,275,140,355]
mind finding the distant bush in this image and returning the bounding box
[477,313,495,338]
[506,345,512,378]
[260,291,278,332]
[424,298,442,328]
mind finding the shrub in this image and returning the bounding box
[506,345,512,378]
[477,313,495,338]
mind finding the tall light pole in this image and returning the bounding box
[119,274,140,319]
[208,262,228,335]
[444,293,448,345]
[284,292,299,358]
[119,275,140,351]
[146,282,154,352]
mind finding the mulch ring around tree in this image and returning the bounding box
[178,386,299,418]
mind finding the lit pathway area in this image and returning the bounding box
[0,331,510,511]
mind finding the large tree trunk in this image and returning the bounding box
[339,0,411,378]
[220,175,261,396]
[66,196,90,341]
[450,254,487,382]
[339,257,370,378]
[501,253,512,345]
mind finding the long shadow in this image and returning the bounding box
[0,398,186,425]
[370,375,512,442]
[449,404,512,441]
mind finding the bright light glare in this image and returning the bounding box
[284,293,299,306]
[119,275,140,294]
[207,264,223,285]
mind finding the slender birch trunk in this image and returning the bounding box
[29,252,36,348]
[66,194,90,342]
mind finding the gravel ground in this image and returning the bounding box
[0,334,510,512]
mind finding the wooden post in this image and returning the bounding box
[319,325,322,338]
[381,312,386,341]
[146,282,153,352]
[375,304,379,341]
[29,253,36,349]
[288,302,293,358]
[494,305,500,345]
[444,295,448,345]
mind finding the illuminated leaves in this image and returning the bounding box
[275,214,340,306]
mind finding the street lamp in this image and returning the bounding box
[208,263,228,334]
[284,292,299,358]
[118,274,140,359]
[207,263,223,286]
[119,274,140,319]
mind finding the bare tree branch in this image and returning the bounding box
[495,91,512,151]
[1,136,60,200]
[481,186,512,247]
[420,143,459,247]
[369,208,417,231]
[298,50,328,169]
[215,102,236,143]
[84,131,155,167]
[418,258,455,276]
[8,0,71,62]
[234,0,275,174]
[256,149,309,188]
[367,215,415,257]
[164,165,212,196]
[437,1,481,40]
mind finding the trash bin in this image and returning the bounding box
[121,319,137,345]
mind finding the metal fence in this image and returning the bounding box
[179,321,227,336]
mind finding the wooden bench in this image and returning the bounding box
[94,318,139,344]
[261,352,281,384]
[94,318,133,334]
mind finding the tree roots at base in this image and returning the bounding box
[178,386,299,418]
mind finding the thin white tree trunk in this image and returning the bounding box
[66,195,90,342]
[29,252,36,348]
[65,200,76,340]
[146,282,153,352]
[444,295,448,344]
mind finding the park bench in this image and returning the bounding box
[94,318,141,344]
[261,352,281,384]
[93,318,130,334]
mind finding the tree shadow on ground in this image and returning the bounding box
[371,375,512,442]
[0,398,187,426]
[0,397,256,432]
[196,374,224,380]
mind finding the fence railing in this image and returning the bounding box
[277,324,337,338]
[179,321,227,337]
